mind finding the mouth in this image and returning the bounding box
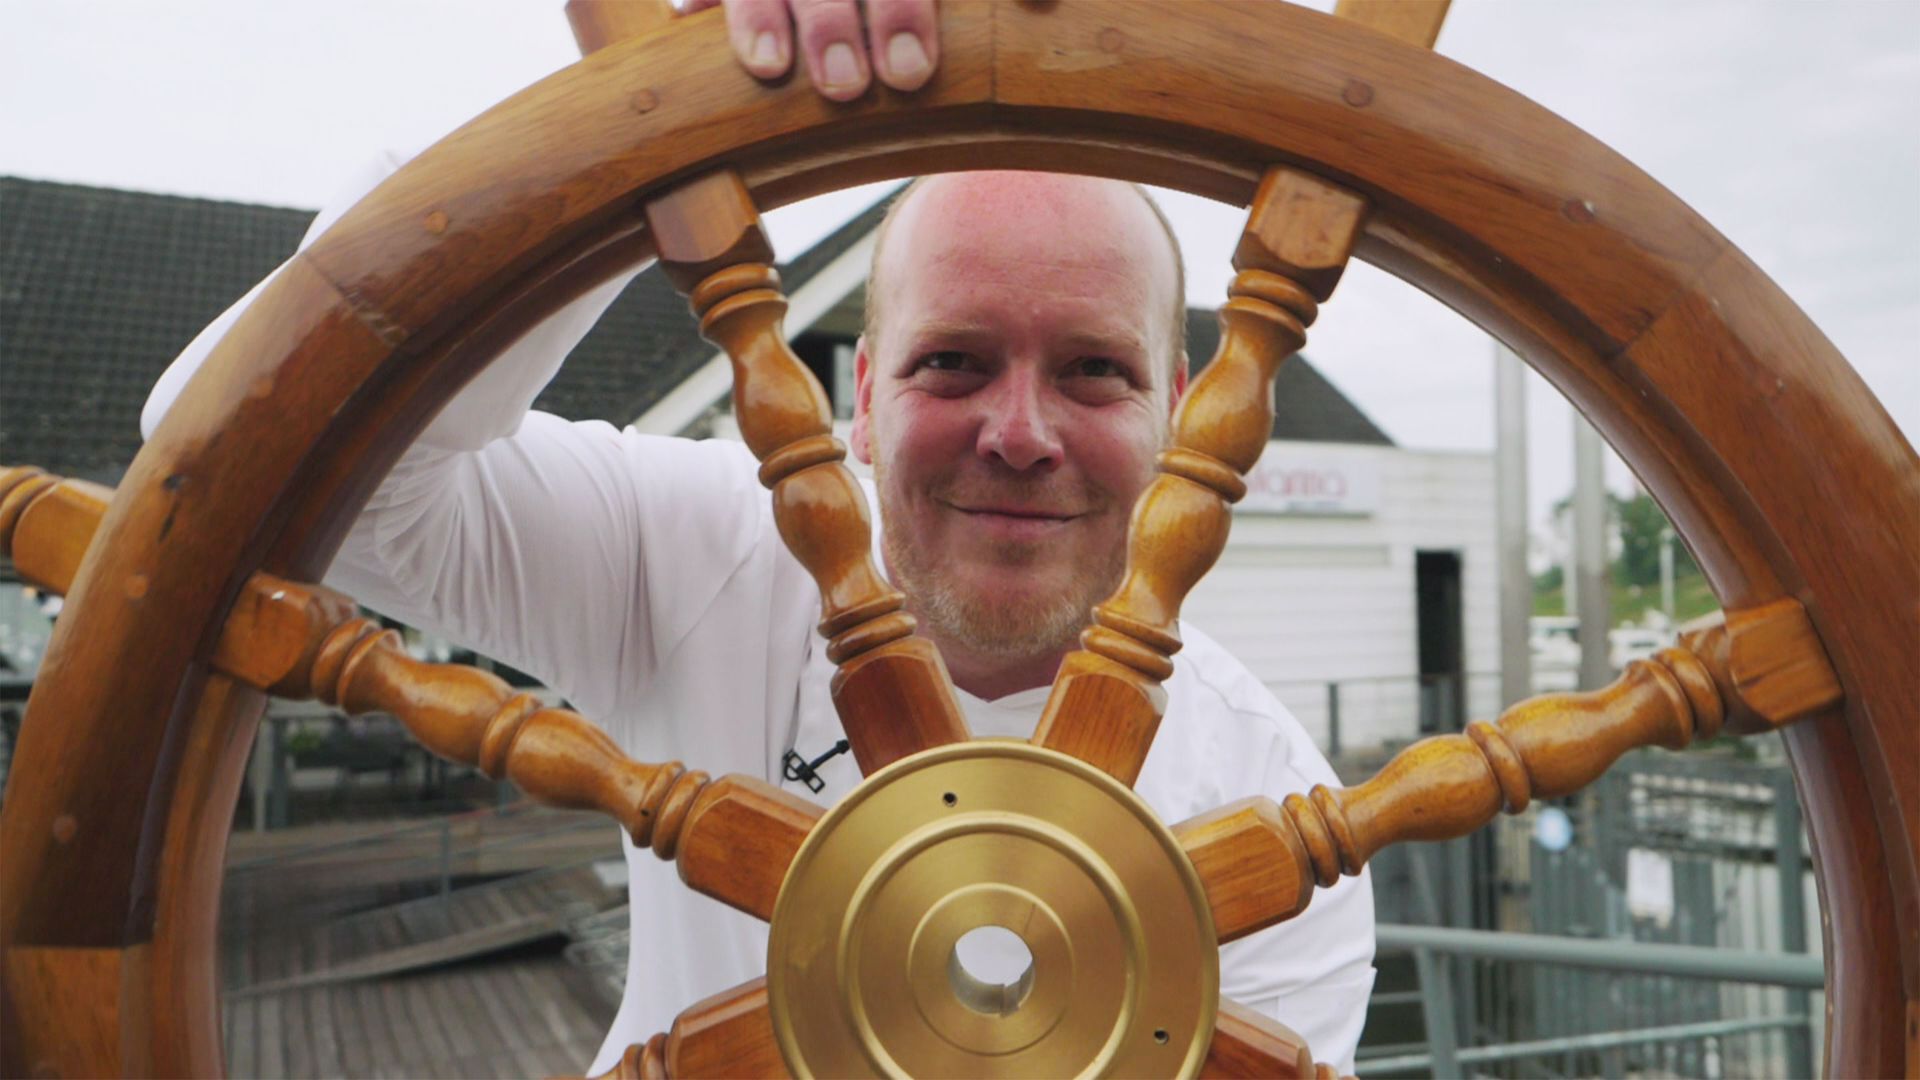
[950,504,1079,541]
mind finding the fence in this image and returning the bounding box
[1359,745,1819,1079]
[1267,672,1503,756]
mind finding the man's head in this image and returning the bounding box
[849,172,1190,689]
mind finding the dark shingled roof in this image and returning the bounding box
[2,177,315,483]
[2,176,1385,483]
[1185,310,1393,446]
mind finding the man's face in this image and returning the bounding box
[851,173,1186,667]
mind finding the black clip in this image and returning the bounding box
[782,739,851,794]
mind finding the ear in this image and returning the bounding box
[850,334,877,464]
[1167,351,1190,418]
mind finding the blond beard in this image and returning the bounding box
[874,467,1126,662]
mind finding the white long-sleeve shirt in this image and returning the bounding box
[145,149,1376,1074]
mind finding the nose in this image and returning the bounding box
[975,366,1063,472]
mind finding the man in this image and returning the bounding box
[144,4,1375,1072]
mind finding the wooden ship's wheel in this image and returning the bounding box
[1,2,1914,1077]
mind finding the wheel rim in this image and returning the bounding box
[2,3,1912,1076]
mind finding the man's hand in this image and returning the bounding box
[682,0,939,102]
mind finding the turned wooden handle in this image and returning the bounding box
[1173,620,1842,944]
[1033,167,1369,785]
[643,172,968,776]
[307,616,705,850]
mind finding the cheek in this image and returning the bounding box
[1065,412,1165,496]
[871,394,976,481]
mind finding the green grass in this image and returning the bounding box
[1533,569,1717,626]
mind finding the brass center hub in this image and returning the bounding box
[767,740,1218,1078]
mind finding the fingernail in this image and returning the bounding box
[887,33,929,82]
[823,41,860,88]
[750,30,780,69]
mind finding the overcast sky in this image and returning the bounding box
[4,0,1914,531]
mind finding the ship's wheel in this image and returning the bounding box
[1,2,1914,1077]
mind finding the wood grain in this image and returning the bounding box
[296,615,819,920]
[666,977,788,1078]
[1333,0,1451,50]
[1177,620,1833,943]
[648,171,970,776]
[4,476,109,595]
[1034,167,1366,786]
[1174,797,1316,944]
[566,0,677,56]
[1680,600,1844,735]
[1199,997,1320,1078]
[3,2,1912,1073]
[3,945,127,1078]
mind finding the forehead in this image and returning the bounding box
[872,173,1178,339]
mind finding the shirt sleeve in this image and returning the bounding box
[135,144,752,719]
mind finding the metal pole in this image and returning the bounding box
[1494,344,1533,707]
[438,819,453,908]
[1774,782,1815,1080]
[1356,1013,1809,1075]
[1374,923,1826,987]
[1572,416,1612,689]
[1412,946,1461,1079]
[1659,526,1676,627]
[1326,682,1342,758]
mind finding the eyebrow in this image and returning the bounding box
[903,320,1150,358]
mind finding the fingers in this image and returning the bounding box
[790,0,872,101]
[713,0,798,81]
[698,0,940,100]
[864,0,937,92]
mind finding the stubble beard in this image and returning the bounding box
[875,468,1126,663]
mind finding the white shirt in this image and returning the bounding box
[144,149,1376,1075]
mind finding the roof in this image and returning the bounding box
[1,176,1385,483]
[1185,310,1394,446]
[1,177,314,483]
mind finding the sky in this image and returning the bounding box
[3,0,1915,533]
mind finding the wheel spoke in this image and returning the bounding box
[674,776,820,921]
[648,172,971,777]
[1200,999,1326,1079]
[1033,167,1368,786]
[666,976,787,1079]
[1173,797,1315,944]
[1177,613,1841,936]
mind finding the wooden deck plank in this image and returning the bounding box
[283,989,313,1080]
[471,961,553,1063]
[419,968,477,1073]
[354,975,402,1077]
[225,990,256,1080]
[401,975,461,1074]
[257,990,286,1079]
[307,985,345,1078]
[445,967,511,1059]
[511,959,595,1051]
[329,983,368,1078]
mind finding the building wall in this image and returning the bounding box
[1181,441,1499,753]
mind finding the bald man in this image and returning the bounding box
[144,7,1376,1072]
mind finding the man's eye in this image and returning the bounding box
[918,351,976,372]
[1071,357,1126,380]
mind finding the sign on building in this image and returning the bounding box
[1239,454,1380,516]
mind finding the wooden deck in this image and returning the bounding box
[221,953,615,1079]
[220,811,626,1078]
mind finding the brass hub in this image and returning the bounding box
[767,740,1218,1078]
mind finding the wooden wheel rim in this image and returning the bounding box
[2,2,1913,1076]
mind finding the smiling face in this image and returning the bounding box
[851,173,1187,696]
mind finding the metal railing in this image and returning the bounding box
[1355,746,1820,1079]
[1362,924,1820,1078]
[1265,672,1502,756]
